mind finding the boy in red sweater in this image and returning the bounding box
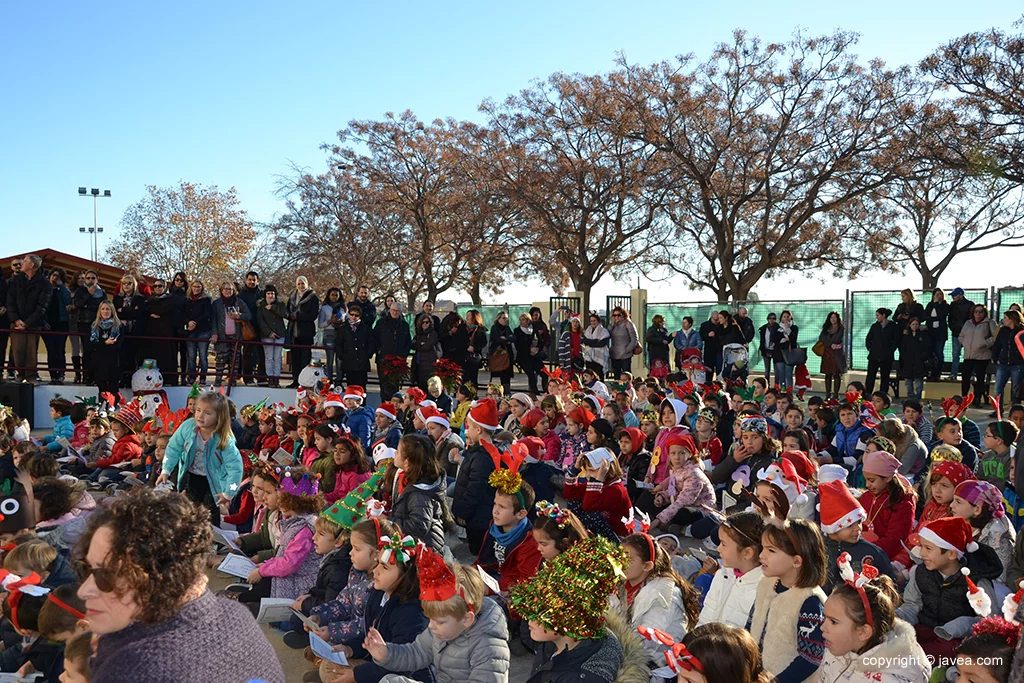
[90,400,144,488]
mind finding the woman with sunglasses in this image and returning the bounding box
[77,489,285,683]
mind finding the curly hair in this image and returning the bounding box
[32,477,75,523]
[276,466,325,516]
[78,489,212,625]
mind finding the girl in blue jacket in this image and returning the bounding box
[157,391,243,525]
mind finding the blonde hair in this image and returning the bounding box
[195,392,234,450]
[4,539,57,575]
[92,300,121,331]
[120,274,137,295]
[421,563,486,620]
[426,376,443,395]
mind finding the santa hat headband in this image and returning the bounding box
[836,552,881,627]
[963,568,993,618]
[918,516,978,558]
[757,458,808,506]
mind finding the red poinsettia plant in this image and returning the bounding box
[434,358,463,394]
[379,355,411,387]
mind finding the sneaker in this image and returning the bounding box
[105,483,119,497]
[87,481,103,491]
[283,630,308,649]
[703,536,718,552]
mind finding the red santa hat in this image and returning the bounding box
[343,386,366,403]
[963,568,993,617]
[420,406,450,430]
[323,393,344,408]
[817,480,867,535]
[583,395,605,414]
[375,403,397,421]
[466,398,499,432]
[517,436,545,461]
[521,409,545,432]
[405,387,427,404]
[757,458,808,505]
[918,516,978,558]
[780,450,817,482]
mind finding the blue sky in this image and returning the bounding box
[1,1,1019,304]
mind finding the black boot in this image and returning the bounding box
[72,356,83,384]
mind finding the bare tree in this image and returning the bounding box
[921,18,1024,183]
[613,30,932,300]
[882,168,1024,288]
[481,71,672,312]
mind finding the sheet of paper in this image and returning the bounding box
[55,438,86,463]
[477,565,501,595]
[212,526,241,551]
[55,455,76,463]
[633,479,655,490]
[111,461,134,469]
[217,553,257,579]
[290,607,320,631]
[309,631,349,666]
[0,672,44,682]
[272,448,293,465]
[256,597,294,624]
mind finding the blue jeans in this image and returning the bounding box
[950,337,963,377]
[776,362,793,390]
[993,364,1024,409]
[186,339,210,382]
[905,378,924,400]
[263,338,284,377]
[930,338,945,378]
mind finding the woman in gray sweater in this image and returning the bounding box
[79,489,285,683]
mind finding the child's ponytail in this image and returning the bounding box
[830,574,901,650]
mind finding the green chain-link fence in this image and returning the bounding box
[645,300,843,375]
[997,288,1024,315]
[848,290,988,371]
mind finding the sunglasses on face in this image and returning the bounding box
[75,560,118,592]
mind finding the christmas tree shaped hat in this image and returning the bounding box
[320,465,386,530]
[509,535,628,640]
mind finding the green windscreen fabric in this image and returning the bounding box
[848,290,987,371]
[997,288,1024,315]
[645,301,843,375]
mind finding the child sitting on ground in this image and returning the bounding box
[323,434,371,504]
[391,434,448,555]
[698,511,765,628]
[563,448,631,541]
[979,420,1018,492]
[640,434,714,534]
[896,516,1003,659]
[532,501,588,565]
[856,447,917,561]
[41,398,74,453]
[951,479,1017,585]
[36,583,89,683]
[362,549,511,683]
[817,480,894,592]
[452,399,502,556]
[956,617,1021,683]
[557,406,593,470]
[618,427,651,503]
[893,458,975,574]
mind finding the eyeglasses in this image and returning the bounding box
[75,560,118,592]
[86,276,97,281]
[612,313,622,318]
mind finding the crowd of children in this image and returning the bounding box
[3,356,1024,683]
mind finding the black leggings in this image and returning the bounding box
[961,359,989,399]
[184,471,220,526]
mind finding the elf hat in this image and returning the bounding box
[187,383,202,400]
[521,409,545,432]
[111,400,144,433]
[780,450,817,482]
[405,387,427,404]
[932,461,975,489]
[567,406,596,430]
[466,398,500,431]
[509,535,629,640]
[818,464,849,485]
[963,568,993,617]
[319,466,385,530]
[817,480,867,534]
[918,516,978,558]
[757,458,808,505]
[375,403,398,421]
[323,393,344,408]
[343,386,366,403]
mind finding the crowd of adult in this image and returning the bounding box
[3,258,1022,410]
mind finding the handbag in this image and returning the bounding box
[811,340,825,357]
[781,347,808,366]
[488,347,511,373]
[241,320,258,342]
[632,344,644,356]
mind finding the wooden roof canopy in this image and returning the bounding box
[0,248,153,294]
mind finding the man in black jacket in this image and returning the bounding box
[865,307,899,396]
[346,285,377,327]
[237,271,264,385]
[6,254,53,382]
[736,306,756,345]
[373,301,412,400]
[336,304,375,388]
[699,311,723,379]
[947,287,975,382]
[72,269,105,384]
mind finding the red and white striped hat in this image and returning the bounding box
[343,386,366,403]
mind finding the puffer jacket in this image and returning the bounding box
[389,474,448,554]
[85,431,116,466]
[609,575,688,665]
[452,442,499,531]
[815,619,930,683]
[96,434,142,468]
[379,597,509,683]
[697,565,763,629]
[528,629,624,683]
[609,319,639,361]
[959,317,998,361]
[260,513,321,599]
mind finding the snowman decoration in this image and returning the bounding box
[296,359,330,405]
[131,359,168,418]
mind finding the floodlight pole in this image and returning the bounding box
[78,187,111,261]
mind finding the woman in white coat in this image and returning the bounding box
[816,558,930,683]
